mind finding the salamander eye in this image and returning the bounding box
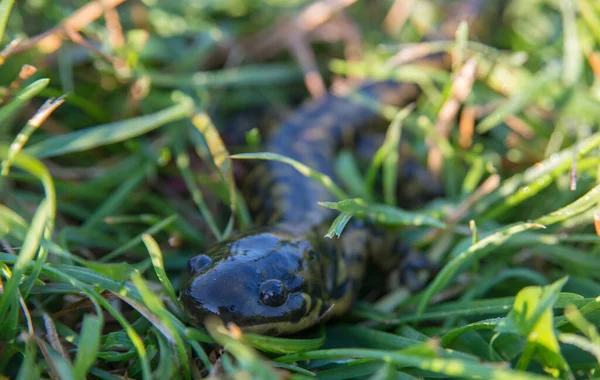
[259,279,288,307]
[187,254,212,274]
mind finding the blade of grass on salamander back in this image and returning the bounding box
[320,198,446,229]
[230,153,446,239]
[231,152,349,200]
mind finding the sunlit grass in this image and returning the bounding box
[1,0,600,379]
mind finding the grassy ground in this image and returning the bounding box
[1,0,600,379]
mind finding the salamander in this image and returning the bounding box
[178,81,424,336]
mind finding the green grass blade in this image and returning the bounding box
[484,157,600,220]
[578,0,600,44]
[276,348,555,380]
[16,337,40,380]
[243,327,326,354]
[192,113,238,239]
[498,278,571,375]
[0,204,142,280]
[315,361,384,380]
[563,305,600,342]
[0,0,15,47]
[145,63,302,89]
[174,137,223,240]
[19,243,48,300]
[131,273,190,379]
[38,339,76,379]
[0,145,56,232]
[232,152,348,200]
[0,78,49,125]
[559,333,600,364]
[25,94,194,158]
[93,294,152,380]
[366,105,413,204]
[152,331,175,378]
[205,317,280,379]
[497,277,568,335]
[416,222,544,315]
[82,163,150,229]
[39,87,109,122]
[142,234,179,307]
[476,63,561,133]
[369,362,395,380]
[335,150,371,200]
[389,294,585,325]
[534,182,600,226]
[475,132,600,215]
[73,314,103,379]
[440,318,503,347]
[325,212,353,238]
[25,262,154,380]
[560,0,582,86]
[320,198,446,228]
[0,200,48,325]
[100,214,178,262]
[328,325,421,350]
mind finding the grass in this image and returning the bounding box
[1,0,600,379]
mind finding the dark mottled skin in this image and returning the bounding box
[179,81,421,335]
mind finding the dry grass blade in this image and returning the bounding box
[6,64,37,94]
[2,0,127,57]
[383,0,415,34]
[206,0,358,66]
[52,291,117,319]
[29,334,74,380]
[63,27,125,66]
[289,34,326,98]
[104,7,125,49]
[447,174,500,224]
[2,96,65,175]
[42,312,70,361]
[428,57,477,175]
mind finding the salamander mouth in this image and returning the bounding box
[180,291,334,336]
[223,296,335,336]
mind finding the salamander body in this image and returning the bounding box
[179,81,420,335]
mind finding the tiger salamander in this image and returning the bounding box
[179,81,425,336]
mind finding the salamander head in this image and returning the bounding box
[179,230,333,335]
